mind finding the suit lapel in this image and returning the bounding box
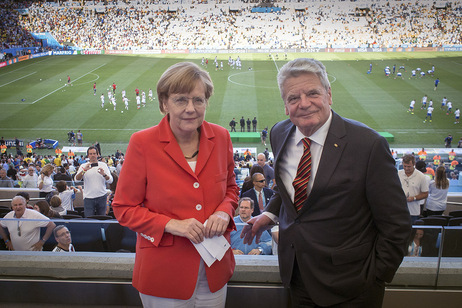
[195,122,215,176]
[272,120,298,215]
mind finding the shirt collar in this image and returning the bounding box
[294,111,332,147]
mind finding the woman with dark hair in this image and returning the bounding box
[407,228,424,257]
[425,166,450,216]
[33,200,61,219]
[113,62,238,307]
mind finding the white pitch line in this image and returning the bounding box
[0,71,37,88]
[271,54,280,73]
[31,63,107,105]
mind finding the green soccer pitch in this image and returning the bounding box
[1,52,462,156]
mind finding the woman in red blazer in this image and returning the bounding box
[112,62,239,307]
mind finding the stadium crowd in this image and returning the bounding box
[1,0,461,51]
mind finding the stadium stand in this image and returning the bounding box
[1,0,461,53]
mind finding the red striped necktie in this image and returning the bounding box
[293,137,311,212]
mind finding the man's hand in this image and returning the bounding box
[233,249,244,255]
[31,241,44,251]
[205,211,230,238]
[248,248,262,255]
[165,218,205,244]
[5,241,13,251]
[240,214,273,244]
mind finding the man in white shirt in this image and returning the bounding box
[398,154,429,224]
[21,166,38,188]
[0,196,55,251]
[75,146,113,217]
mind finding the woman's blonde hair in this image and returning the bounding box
[41,164,54,176]
[156,62,213,115]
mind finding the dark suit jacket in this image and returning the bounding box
[267,111,411,306]
[242,187,273,216]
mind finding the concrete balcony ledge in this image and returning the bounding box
[1,251,461,288]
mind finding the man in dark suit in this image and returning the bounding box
[241,173,273,216]
[241,58,411,307]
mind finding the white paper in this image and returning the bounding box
[191,220,231,267]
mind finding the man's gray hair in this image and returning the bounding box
[11,195,26,205]
[277,58,331,99]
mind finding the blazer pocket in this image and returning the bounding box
[331,241,372,265]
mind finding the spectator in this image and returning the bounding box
[0,196,55,251]
[424,166,450,216]
[398,154,429,224]
[241,173,274,216]
[257,153,275,188]
[53,166,72,182]
[52,225,75,252]
[33,200,61,219]
[38,164,54,198]
[0,168,13,187]
[75,146,113,217]
[407,228,424,257]
[230,197,272,255]
[49,195,66,216]
[21,165,38,188]
[16,191,33,209]
[56,180,80,213]
[239,164,264,197]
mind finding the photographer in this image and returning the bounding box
[75,146,112,217]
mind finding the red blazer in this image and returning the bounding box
[113,116,239,299]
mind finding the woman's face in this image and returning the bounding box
[164,81,207,137]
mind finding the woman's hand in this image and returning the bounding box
[165,218,205,244]
[205,211,230,238]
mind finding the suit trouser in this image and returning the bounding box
[289,258,385,308]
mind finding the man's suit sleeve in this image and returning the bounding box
[367,137,412,282]
[265,185,282,217]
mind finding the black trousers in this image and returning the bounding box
[289,259,385,308]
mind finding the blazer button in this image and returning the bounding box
[196,204,202,211]
[290,244,294,248]
[193,182,200,189]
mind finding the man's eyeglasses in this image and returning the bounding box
[255,179,266,183]
[171,96,206,109]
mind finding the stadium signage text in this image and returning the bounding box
[52,51,74,55]
[5,140,24,148]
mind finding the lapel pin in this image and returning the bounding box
[334,143,339,148]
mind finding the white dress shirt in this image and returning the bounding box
[265,112,332,221]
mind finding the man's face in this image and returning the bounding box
[403,162,415,176]
[239,200,253,222]
[283,73,332,137]
[55,227,72,247]
[12,198,26,218]
[28,167,35,176]
[257,154,266,167]
[88,149,98,163]
[253,173,266,191]
[0,169,6,179]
